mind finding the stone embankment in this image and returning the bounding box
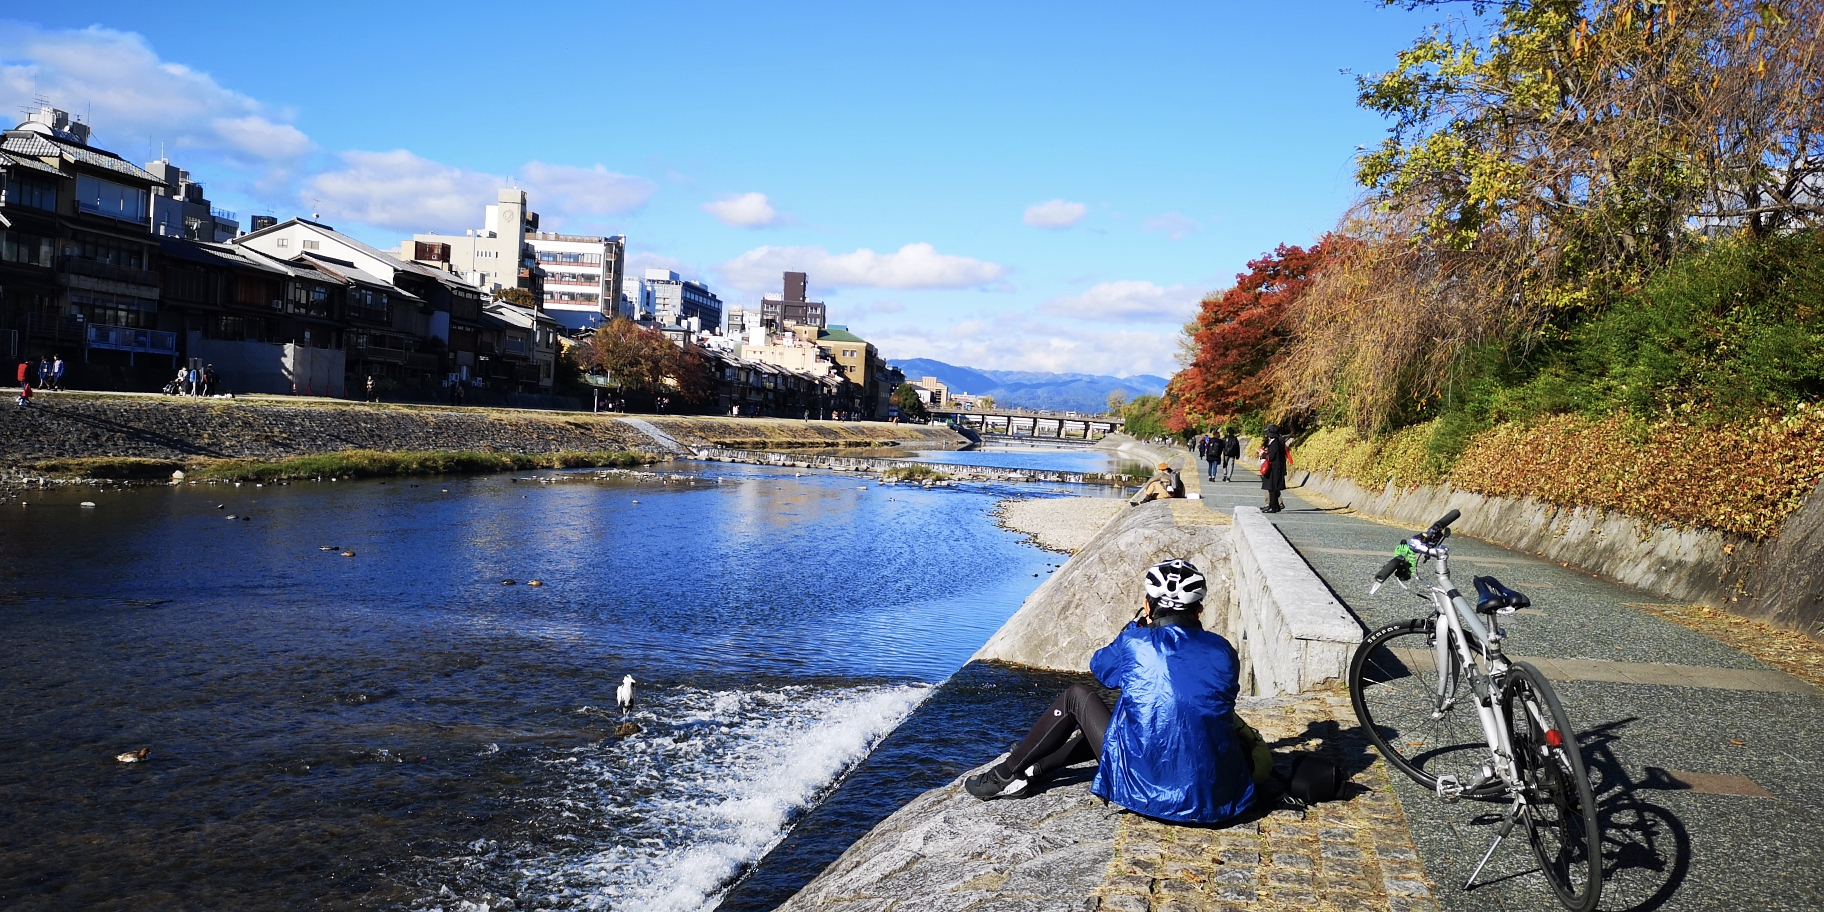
[638,415,966,451]
[695,447,1140,487]
[1,393,658,464]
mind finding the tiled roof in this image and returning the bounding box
[1,132,62,158]
[0,149,65,177]
[51,140,161,183]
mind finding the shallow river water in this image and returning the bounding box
[0,461,1061,911]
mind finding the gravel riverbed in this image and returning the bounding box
[994,496,1127,553]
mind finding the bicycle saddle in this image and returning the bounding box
[1472,575,1530,614]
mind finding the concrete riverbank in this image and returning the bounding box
[693,447,1145,487]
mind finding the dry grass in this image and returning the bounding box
[1628,602,1824,691]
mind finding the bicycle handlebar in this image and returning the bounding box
[1418,509,1461,545]
[1374,557,1406,583]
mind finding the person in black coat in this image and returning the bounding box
[1222,429,1241,482]
[1260,424,1288,512]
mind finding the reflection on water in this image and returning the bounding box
[0,464,1051,911]
[900,442,1134,475]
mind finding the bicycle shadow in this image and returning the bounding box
[1460,717,1691,910]
[1577,718,1693,912]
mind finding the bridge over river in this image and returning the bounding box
[927,406,1123,440]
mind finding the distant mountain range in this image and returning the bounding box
[890,358,1169,414]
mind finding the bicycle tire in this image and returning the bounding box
[1348,618,1503,798]
[1502,661,1602,912]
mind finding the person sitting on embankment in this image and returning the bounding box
[1127,462,1185,506]
[964,559,1257,826]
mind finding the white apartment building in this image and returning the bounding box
[640,268,723,330]
[403,187,538,295]
[528,232,626,333]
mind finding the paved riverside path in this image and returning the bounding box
[1189,451,1824,911]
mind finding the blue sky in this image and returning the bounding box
[2,2,1445,377]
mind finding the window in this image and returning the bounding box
[504,335,525,354]
[276,238,290,248]
[65,231,146,268]
[71,290,156,328]
[75,174,148,222]
[0,230,54,267]
[3,174,59,212]
[302,239,320,250]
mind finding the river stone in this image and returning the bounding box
[972,500,1234,672]
[773,762,1118,912]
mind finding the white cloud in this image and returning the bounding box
[1023,199,1088,229]
[1142,212,1199,241]
[865,313,1180,377]
[702,192,780,227]
[522,162,654,223]
[305,152,652,233]
[718,243,1004,291]
[0,23,314,171]
[1040,280,1201,324]
[305,150,498,231]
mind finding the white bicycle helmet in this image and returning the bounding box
[1144,559,1207,610]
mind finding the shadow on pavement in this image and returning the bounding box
[1581,718,1694,912]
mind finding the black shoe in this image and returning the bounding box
[965,764,1030,799]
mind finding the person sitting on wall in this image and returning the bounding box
[964,559,1258,826]
[1128,461,1185,506]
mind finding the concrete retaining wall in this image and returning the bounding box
[972,500,1235,671]
[1230,505,1364,696]
[1295,469,1757,610]
[695,447,1135,486]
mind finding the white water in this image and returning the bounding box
[416,682,931,911]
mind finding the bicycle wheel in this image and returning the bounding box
[1502,661,1602,912]
[1349,618,1502,797]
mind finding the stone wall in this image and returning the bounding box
[1230,506,1364,696]
[639,415,966,450]
[972,500,1235,672]
[0,395,657,462]
[1294,468,1757,611]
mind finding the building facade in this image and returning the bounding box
[403,188,543,304]
[758,270,825,329]
[146,159,240,242]
[642,268,722,330]
[526,232,626,333]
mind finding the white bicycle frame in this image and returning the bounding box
[1399,538,1524,797]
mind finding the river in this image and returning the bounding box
[0,458,1081,911]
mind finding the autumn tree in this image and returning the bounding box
[494,287,539,309]
[1172,241,1332,430]
[575,318,715,412]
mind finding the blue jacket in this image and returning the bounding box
[1089,620,1256,824]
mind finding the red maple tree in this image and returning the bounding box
[1168,239,1333,432]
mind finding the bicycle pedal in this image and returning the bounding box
[1435,774,1465,802]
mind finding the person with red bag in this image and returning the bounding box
[1260,424,1290,513]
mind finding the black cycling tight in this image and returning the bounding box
[996,684,1111,779]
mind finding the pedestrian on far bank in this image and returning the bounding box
[15,361,27,386]
[38,355,51,389]
[1260,424,1289,513]
[200,364,216,396]
[1222,428,1240,482]
[51,355,65,391]
[16,382,33,408]
[187,365,200,396]
[366,375,377,402]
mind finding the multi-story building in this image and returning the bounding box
[145,159,240,242]
[402,188,543,304]
[758,270,825,329]
[1,106,167,384]
[642,268,722,330]
[526,232,625,333]
[913,375,949,407]
[789,322,893,419]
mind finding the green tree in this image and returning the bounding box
[893,383,930,420]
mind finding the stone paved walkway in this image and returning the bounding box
[1098,692,1438,912]
[1189,453,1824,911]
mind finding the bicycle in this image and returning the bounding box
[1347,509,1602,912]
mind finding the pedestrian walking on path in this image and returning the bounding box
[366,375,377,402]
[15,361,27,386]
[50,354,64,391]
[37,355,51,389]
[1222,428,1240,481]
[187,364,200,396]
[1259,424,1289,512]
[16,381,33,408]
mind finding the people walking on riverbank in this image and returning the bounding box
[50,355,65,391]
[1198,434,1216,481]
[38,355,51,390]
[965,559,1256,825]
[1128,462,1184,506]
[1222,429,1240,482]
[1260,424,1289,512]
